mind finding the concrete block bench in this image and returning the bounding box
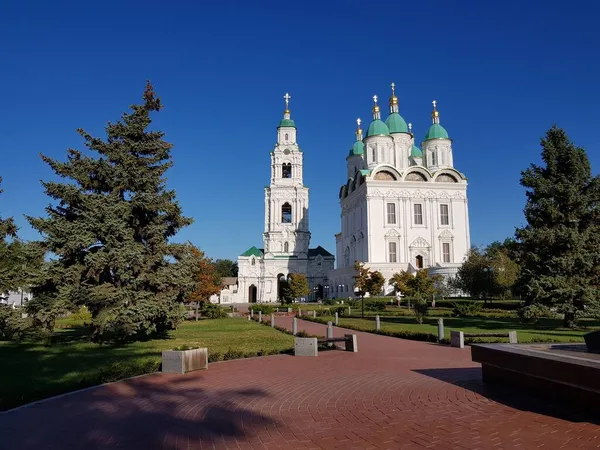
[294,334,358,356]
[451,330,518,348]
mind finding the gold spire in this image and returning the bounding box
[355,118,363,141]
[389,82,399,113]
[431,99,440,124]
[372,95,381,120]
[283,92,291,119]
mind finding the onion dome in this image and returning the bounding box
[348,118,365,157]
[424,100,449,141]
[385,82,409,134]
[278,92,296,128]
[366,95,389,137]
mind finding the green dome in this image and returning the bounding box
[278,118,296,128]
[347,141,364,157]
[366,119,389,137]
[385,113,409,134]
[411,144,422,158]
[424,123,449,141]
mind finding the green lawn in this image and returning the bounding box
[318,315,599,343]
[0,318,293,411]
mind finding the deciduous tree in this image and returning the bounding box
[285,274,310,301]
[213,259,238,278]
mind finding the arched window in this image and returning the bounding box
[416,255,424,269]
[251,258,256,266]
[431,152,436,166]
[285,133,289,141]
[282,163,292,178]
[281,203,292,223]
[344,246,350,267]
[284,242,289,253]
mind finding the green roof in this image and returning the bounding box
[385,113,409,134]
[347,141,364,157]
[424,123,449,141]
[240,246,263,257]
[366,119,389,137]
[308,246,334,258]
[278,118,296,128]
[360,169,372,176]
[411,144,422,158]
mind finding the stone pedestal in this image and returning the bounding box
[451,331,464,348]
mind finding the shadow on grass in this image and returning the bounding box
[415,367,600,425]
[0,378,279,449]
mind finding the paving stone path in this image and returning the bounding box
[1,318,599,449]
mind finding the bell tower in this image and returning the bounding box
[263,93,311,257]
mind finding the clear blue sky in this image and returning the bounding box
[1,0,599,260]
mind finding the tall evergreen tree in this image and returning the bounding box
[27,82,193,339]
[516,126,600,327]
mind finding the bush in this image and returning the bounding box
[201,303,228,319]
[452,302,484,317]
[518,304,557,324]
[329,306,347,317]
[172,344,200,351]
[413,298,429,324]
[0,306,31,341]
[249,304,275,314]
[363,300,386,312]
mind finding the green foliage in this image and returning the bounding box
[213,259,238,278]
[329,306,347,316]
[451,301,483,317]
[412,297,429,324]
[172,344,200,351]
[353,262,386,298]
[285,274,310,301]
[27,83,194,341]
[517,304,557,324]
[391,269,441,299]
[0,306,31,342]
[249,304,274,315]
[516,126,600,327]
[201,302,227,319]
[363,300,386,312]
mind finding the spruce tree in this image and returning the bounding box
[28,82,193,340]
[0,177,18,292]
[516,126,600,327]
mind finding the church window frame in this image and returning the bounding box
[344,246,350,267]
[251,257,256,266]
[440,204,450,226]
[442,242,451,263]
[282,162,292,178]
[386,203,396,224]
[431,151,436,166]
[388,241,397,263]
[284,242,289,253]
[413,203,423,225]
[281,203,292,223]
[285,133,289,141]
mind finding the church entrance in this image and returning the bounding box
[248,285,257,303]
[415,255,424,269]
[316,284,324,300]
[277,273,289,302]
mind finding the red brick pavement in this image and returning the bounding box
[1,318,599,449]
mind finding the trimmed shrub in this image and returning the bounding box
[201,303,228,319]
[249,304,274,314]
[452,302,484,317]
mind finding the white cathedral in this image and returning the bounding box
[328,85,470,297]
[215,86,470,303]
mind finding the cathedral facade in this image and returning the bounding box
[234,95,334,303]
[327,85,470,297]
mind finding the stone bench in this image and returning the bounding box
[294,334,358,356]
[451,330,518,348]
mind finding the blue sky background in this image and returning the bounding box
[1,0,599,260]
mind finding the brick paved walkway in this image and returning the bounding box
[1,318,599,449]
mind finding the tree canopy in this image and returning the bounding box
[515,125,600,327]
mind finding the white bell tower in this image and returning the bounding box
[263,93,311,257]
